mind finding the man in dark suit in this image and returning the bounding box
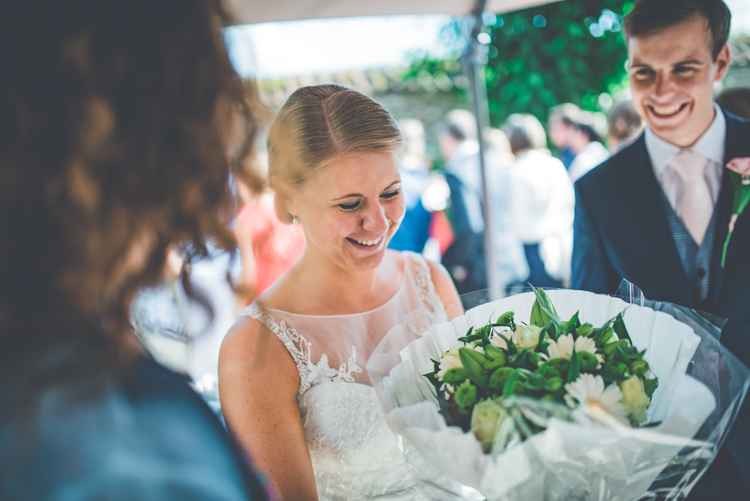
[572,0,750,499]
[439,110,488,295]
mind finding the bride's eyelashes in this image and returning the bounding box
[335,189,401,212]
[337,200,361,211]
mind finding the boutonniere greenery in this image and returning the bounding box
[721,157,750,268]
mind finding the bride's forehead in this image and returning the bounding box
[311,152,400,188]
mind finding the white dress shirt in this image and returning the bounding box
[508,149,575,280]
[645,103,726,213]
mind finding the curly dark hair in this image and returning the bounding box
[0,0,258,368]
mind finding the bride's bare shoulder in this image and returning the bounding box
[219,311,300,391]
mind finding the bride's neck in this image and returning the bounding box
[284,252,399,315]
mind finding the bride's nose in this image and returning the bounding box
[361,202,389,233]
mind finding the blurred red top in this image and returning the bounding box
[235,195,305,306]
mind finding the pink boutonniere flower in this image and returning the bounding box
[727,157,750,181]
[721,157,750,267]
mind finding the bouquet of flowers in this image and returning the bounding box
[429,287,659,455]
[367,287,750,501]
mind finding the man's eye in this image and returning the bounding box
[338,200,361,211]
[381,190,400,200]
[674,66,696,74]
[633,69,653,78]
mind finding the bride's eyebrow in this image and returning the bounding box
[331,181,401,201]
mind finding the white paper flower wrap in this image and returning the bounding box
[366,290,730,501]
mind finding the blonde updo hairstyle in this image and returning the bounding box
[267,84,403,224]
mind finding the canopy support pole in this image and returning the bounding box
[461,0,501,300]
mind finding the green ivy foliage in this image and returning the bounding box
[405,0,634,128]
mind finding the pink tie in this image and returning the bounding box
[669,151,712,245]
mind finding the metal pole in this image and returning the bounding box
[461,0,500,300]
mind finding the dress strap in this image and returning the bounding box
[402,251,449,327]
[239,303,315,395]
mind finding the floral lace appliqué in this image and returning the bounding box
[242,304,363,396]
[403,251,449,334]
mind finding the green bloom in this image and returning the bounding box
[455,381,478,409]
[578,351,599,372]
[543,358,570,380]
[442,367,468,386]
[489,367,515,392]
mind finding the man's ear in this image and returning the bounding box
[714,44,731,82]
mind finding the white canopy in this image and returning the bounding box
[226,0,561,25]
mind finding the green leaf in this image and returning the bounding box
[643,376,659,399]
[613,345,645,363]
[503,369,525,398]
[535,324,549,352]
[459,348,489,390]
[565,311,580,336]
[601,339,629,358]
[457,326,476,343]
[613,313,632,344]
[566,346,581,384]
[484,345,507,361]
[497,332,517,355]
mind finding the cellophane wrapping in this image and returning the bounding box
[366,285,750,501]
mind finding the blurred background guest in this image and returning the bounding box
[439,109,489,294]
[717,87,750,119]
[567,110,611,183]
[234,151,306,309]
[0,1,271,499]
[388,119,432,253]
[607,99,644,153]
[485,127,530,294]
[547,102,583,170]
[505,113,575,288]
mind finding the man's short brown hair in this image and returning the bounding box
[624,0,731,60]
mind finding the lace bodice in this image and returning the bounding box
[241,251,447,500]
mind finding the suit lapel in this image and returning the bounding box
[627,136,692,301]
[707,112,750,306]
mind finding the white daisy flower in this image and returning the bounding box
[565,374,629,426]
[548,334,603,365]
[437,346,463,379]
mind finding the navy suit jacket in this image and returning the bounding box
[572,110,750,499]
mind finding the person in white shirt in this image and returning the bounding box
[505,113,575,288]
[567,111,611,183]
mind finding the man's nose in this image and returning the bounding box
[653,71,674,98]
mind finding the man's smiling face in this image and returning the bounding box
[628,15,730,148]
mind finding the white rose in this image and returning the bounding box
[471,399,509,453]
[619,376,651,425]
[515,325,542,350]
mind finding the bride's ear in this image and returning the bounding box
[270,178,297,225]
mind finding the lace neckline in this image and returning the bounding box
[262,257,409,319]
[242,251,446,397]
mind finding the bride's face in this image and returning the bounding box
[291,151,404,272]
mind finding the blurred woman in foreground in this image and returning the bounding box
[0,1,270,499]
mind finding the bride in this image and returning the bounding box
[219,84,461,500]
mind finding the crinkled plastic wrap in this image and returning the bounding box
[366,283,750,501]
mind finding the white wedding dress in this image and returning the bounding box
[241,251,448,500]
